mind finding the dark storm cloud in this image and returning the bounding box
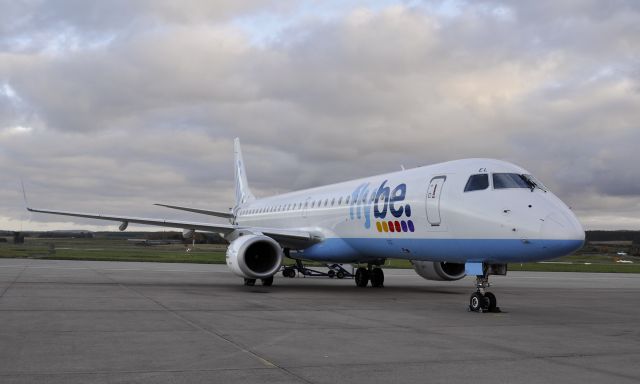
[1,1,639,230]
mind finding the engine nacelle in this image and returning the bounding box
[226,235,283,279]
[412,261,466,281]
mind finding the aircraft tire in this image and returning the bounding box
[261,276,274,286]
[336,271,345,279]
[244,278,256,286]
[371,268,384,288]
[484,292,497,311]
[282,268,295,278]
[469,292,484,312]
[355,267,369,287]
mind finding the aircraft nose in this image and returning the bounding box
[540,209,585,254]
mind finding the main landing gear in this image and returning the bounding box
[355,264,384,288]
[468,264,506,313]
[243,277,273,287]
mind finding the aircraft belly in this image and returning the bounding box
[297,237,583,263]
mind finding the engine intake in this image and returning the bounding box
[226,235,283,279]
[412,261,466,281]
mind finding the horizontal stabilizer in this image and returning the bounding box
[154,203,233,219]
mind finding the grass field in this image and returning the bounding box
[0,237,228,264]
[1,236,639,273]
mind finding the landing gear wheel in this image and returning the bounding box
[370,268,384,288]
[282,268,295,278]
[469,292,484,312]
[336,271,345,279]
[261,276,274,286]
[355,267,369,287]
[244,278,256,286]
[484,292,497,312]
[327,270,336,278]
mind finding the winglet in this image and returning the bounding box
[20,179,32,211]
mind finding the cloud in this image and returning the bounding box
[1,1,639,230]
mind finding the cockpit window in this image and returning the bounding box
[493,173,545,191]
[524,174,547,192]
[464,174,489,192]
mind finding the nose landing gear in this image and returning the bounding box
[468,263,506,313]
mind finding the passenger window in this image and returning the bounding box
[464,174,489,192]
[331,198,335,206]
[324,199,328,207]
[338,197,342,205]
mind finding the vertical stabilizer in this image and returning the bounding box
[234,138,255,207]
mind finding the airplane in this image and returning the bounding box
[26,138,585,312]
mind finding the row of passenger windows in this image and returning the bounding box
[237,193,372,216]
[464,173,543,192]
[239,173,541,214]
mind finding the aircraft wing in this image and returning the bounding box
[154,203,234,219]
[26,207,320,248]
[27,206,237,233]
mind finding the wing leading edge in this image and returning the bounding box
[153,203,234,219]
[26,206,320,248]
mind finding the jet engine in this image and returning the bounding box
[226,235,283,279]
[412,261,466,281]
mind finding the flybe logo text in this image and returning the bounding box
[349,180,414,232]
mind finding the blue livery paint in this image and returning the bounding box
[298,237,585,264]
[465,262,484,276]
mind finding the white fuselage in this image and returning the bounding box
[234,159,585,264]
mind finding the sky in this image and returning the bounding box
[1,0,639,231]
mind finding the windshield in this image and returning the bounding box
[523,174,547,191]
[493,173,531,189]
[493,173,547,192]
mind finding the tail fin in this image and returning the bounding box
[234,138,255,207]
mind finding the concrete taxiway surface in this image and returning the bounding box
[0,258,639,384]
